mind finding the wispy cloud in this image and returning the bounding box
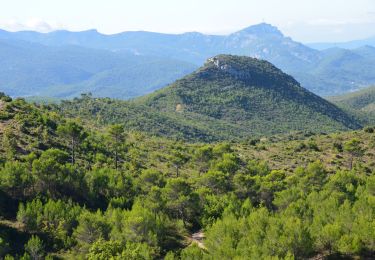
[0,18,64,32]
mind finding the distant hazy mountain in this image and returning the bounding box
[0,39,196,98]
[1,23,375,97]
[308,37,375,50]
[302,46,375,95]
[0,24,318,66]
[60,55,361,142]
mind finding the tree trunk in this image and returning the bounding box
[71,137,75,165]
[115,148,118,170]
[114,135,119,170]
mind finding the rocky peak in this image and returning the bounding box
[205,55,258,80]
[206,55,238,73]
[233,23,283,37]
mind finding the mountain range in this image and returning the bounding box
[59,55,361,142]
[1,23,375,98]
[0,39,196,98]
[308,36,375,50]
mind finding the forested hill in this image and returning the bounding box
[0,92,374,259]
[59,55,361,142]
[330,85,375,111]
[329,85,375,125]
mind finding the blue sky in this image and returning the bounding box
[0,0,374,42]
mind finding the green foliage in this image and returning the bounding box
[162,178,200,228]
[344,138,363,156]
[118,242,156,260]
[17,198,81,249]
[87,239,123,260]
[85,168,134,209]
[57,121,87,164]
[180,243,206,259]
[0,92,374,259]
[0,236,10,257]
[17,199,43,232]
[0,161,29,198]
[74,210,111,249]
[198,170,229,195]
[24,236,44,260]
[32,149,82,198]
[0,92,12,102]
[87,239,157,259]
[200,160,375,259]
[364,126,375,133]
[108,124,125,169]
[344,138,364,169]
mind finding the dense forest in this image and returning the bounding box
[0,92,374,259]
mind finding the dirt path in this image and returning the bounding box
[0,219,25,231]
[190,230,206,249]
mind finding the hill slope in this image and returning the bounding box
[329,85,375,125]
[330,85,375,112]
[59,55,361,142]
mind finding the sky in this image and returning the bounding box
[0,0,374,43]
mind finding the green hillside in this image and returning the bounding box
[329,85,375,125]
[330,85,375,112]
[59,55,361,142]
[0,92,374,259]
